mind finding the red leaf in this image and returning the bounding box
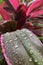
[30,9,43,18]
[16,5,28,29]
[26,0,43,16]
[9,0,20,10]
[0,7,11,20]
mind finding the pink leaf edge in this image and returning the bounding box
[26,0,43,16]
[0,35,12,65]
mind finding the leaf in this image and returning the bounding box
[5,0,20,11]
[26,0,43,16]
[30,10,43,18]
[0,7,11,20]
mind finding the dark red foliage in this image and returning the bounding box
[0,20,17,33]
[0,0,43,37]
[15,4,28,29]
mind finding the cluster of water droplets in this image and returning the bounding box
[9,36,26,65]
[21,29,33,37]
[3,30,43,65]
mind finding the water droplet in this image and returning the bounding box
[24,37,27,40]
[19,57,23,62]
[14,45,18,48]
[5,41,8,43]
[29,34,32,37]
[29,58,32,62]
[29,50,33,54]
[42,59,43,62]
[35,59,37,62]
[14,38,18,41]
[38,53,40,55]
[9,40,12,43]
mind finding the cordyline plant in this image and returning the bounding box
[0,0,43,65]
[0,0,43,36]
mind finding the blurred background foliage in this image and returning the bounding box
[0,0,4,3]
